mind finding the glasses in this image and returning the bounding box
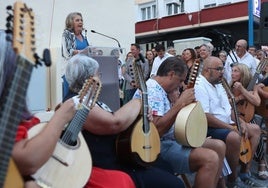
[208,67,224,72]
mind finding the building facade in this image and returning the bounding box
[135,0,265,55]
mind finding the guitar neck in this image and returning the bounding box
[0,56,33,186]
[231,97,242,133]
[134,61,151,134]
[61,106,89,145]
[247,73,259,91]
[141,92,150,133]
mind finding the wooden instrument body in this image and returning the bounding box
[237,58,268,122]
[3,159,23,188]
[256,86,268,118]
[174,59,208,147]
[116,59,160,167]
[116,116,160,167]
[237,100,255,123]
[222,78,252,164]
[174,101,207,147]
[27,122,92,188]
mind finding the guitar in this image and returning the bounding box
[174,58,208,147]
[1,2,43,187]
[27,77,101,188]
[256,86,268,118]
[236,58,268,122]
[116,59,160,167]
[222,78,252,164]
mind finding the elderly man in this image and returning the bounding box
[224,39,257,83]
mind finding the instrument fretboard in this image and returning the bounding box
[0,56,33,186]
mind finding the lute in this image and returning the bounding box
[222,78,252,164]
[174,58,208,147]
[1,2,49,187]
[116,58,160,167]
[27,77,101,188]
[236,58,268,122]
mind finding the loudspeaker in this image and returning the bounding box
[260,2,268,44]
[91,56,120,112]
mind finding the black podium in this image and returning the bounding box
[81,46,120,111]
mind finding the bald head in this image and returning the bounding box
[236,39,247,49]
[203,56,222,69]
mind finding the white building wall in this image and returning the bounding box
[0,0,135,111]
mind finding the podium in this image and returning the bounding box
[80,46,120,111]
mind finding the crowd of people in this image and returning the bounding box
[2,10,268,188]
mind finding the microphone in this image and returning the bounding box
[91,30,123,54]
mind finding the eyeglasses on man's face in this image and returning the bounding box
[207,66,224,72]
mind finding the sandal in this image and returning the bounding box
[258,170,268,180]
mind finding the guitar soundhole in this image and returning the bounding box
[59,130,81,149]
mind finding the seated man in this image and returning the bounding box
[64,54,185,187]
[134,56,226,188]
[195,56,263,188]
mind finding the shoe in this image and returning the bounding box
[241,175,267,188]
[258,170,268,180]
[226,178,247,188]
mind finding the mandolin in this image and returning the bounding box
[2,2,49,187]
[116,58,160,167]
[27,77,101,188]
[174,58,207,147]
[222,78,252,164]
[236,58,268,122]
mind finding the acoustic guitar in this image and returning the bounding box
[116,59,160,167]
[236,58,268,122]
[174,59,208,147]
[222,78,252,164]
[27,77,101,188]
[256,86,268,118]
[1,2,48,187]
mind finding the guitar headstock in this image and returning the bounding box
[6,2,52,67]
[78,77,102,109]
[256,57,268,74]
[133,60,146,92]
[7,2,36,63]
[187,58,202,88]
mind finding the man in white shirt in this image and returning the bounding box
[224,39,257,83]
[150,44,173,77]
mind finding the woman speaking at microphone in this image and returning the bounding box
[61,12,89,99]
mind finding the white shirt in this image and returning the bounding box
[195,75,233,124]
[150,53,173,77]
[224,51,257,83]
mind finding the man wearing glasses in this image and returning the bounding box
[195,56,263,188]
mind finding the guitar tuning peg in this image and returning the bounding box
[34,53,42,67]
[6,14,13,22]
[6,5,13,10]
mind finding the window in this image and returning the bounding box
[166,0,184,16]
[140,4,157,21]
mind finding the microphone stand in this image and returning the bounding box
[91,30,123,54]
[219,34,238,65]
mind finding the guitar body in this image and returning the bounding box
[239,136,252,164]
[256,86,268,118]
[236,99,255,123]
[116,116,160,167]
[174,101,208,147]
[28,123,92,188]
[4,159,23,188]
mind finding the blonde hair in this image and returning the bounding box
[230,63,252,88]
